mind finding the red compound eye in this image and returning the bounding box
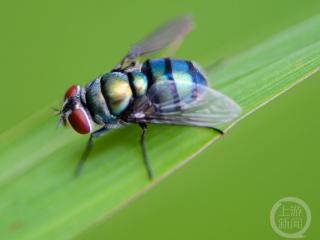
[68,108,92,134]
[64,85,80,100]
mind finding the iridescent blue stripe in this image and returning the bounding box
[187,61,208,99]
[172,60,193,103]
[146,58,179,111]
[165,58,181,110]
[186,61,198,100]
[142,60,159,104]
[142,59,208,112]
[149,58,169,82]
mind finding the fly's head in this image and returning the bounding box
[55,85,93,134]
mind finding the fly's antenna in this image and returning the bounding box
[52,106,67,128]
[51,106,60,114]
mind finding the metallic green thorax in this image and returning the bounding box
[85,70,149,124]
[84,79,114,124]
[101,72,132,116]
[130,71,148,97]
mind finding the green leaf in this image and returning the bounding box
[1,15,320,240]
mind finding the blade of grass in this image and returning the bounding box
[1,15,320,240]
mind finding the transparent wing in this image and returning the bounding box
[127,81,241,128]
[118,16,193,68]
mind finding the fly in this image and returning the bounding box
[56,16,241,179]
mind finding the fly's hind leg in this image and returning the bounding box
[75,126,110,176]
[139,123,153,180]
[208,126,224,135]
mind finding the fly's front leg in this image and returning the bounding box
[75,126,110,176]
[139,123,153,180]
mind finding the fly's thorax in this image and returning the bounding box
[101,72,133,116]
[85,71,149,124]
[128,71,148,97]
[85,78,116,125]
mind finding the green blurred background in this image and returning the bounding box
[1,0,320,239]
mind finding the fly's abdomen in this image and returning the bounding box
[141,58,208,107]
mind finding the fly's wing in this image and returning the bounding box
[127,81,241,128]
[118,16,193,68]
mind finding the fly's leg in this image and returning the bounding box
[139,123,153,180]
[190,125,224,135]
[75,126,110,176]
[208,127,224,135]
